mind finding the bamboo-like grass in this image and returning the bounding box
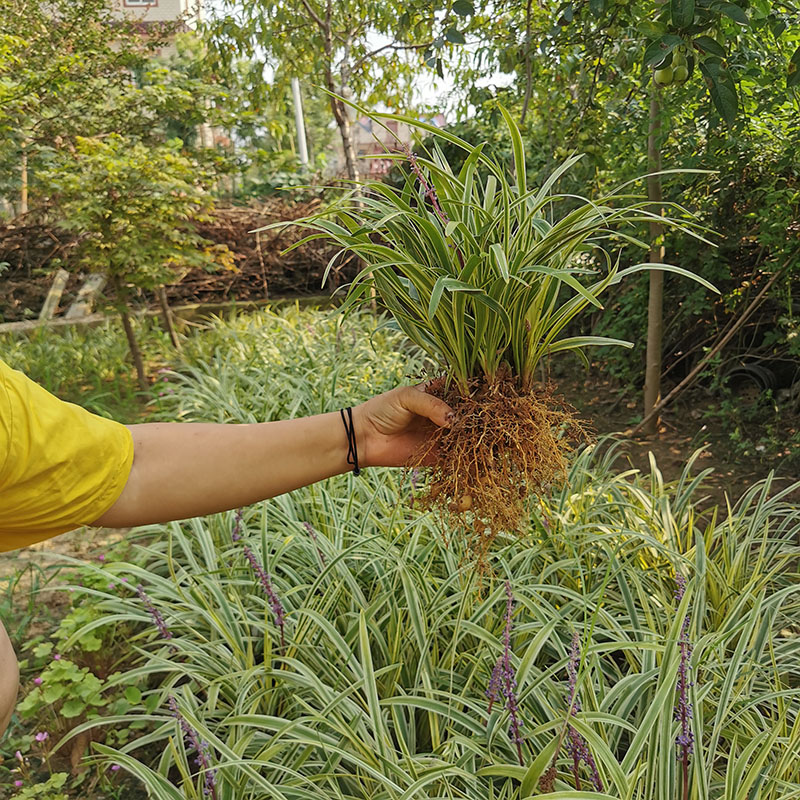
[50,308,799,800]
[261,109,720,557]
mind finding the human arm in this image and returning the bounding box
[92,384,451,528]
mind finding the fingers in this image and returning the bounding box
[403,384,453,428]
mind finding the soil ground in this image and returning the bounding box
[555,369,800,510]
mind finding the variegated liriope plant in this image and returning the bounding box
[261,105,717,565]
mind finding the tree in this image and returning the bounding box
[202,0,476,180]
[444,0,800,433]
[37,135,233,389]
[0,0,168,212]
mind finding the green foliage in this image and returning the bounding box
[204,0,458,115]
[0,319,173,419]
[10,772,69,800]
[48,310,799,798]
[0,0,174,208]
[153,305,426,422]
[18,657,106,721]
[4,307,799,798]
[274,110,715,391]
[37,135,229,297]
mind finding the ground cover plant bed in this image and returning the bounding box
[3,309,799,800]
[270,108,717,567]
[3,308,797,800]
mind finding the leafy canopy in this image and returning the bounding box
[38,135,232,295]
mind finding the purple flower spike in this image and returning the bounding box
[565,632,603,792]
[301,522,326,566]
[485,582,524,764]
[501,582,524,764]
[168,696,218,798]
[242,544,286,650]
[136,585,173,643]
[232,508,244,542]
[674,572,695,800]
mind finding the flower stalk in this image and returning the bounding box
[406,149,449,227]
[136,584,175,651]
[168,695,218,799]
[565,632,603,792]
[232,513,286,650]
[302,521,327,566]
[485,581,524,765]
[674,572,694,800]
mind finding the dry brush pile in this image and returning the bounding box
[0,198,348,322]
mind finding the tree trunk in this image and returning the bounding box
[643,89,665,436]
[158,285,181,351]
[113,276,148,391]
[632,260,790,434]
[20,140,28,214]
[333,99,359,182]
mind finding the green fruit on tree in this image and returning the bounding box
[673,64,689,83]
[672,52,687,68]
[654,66,673,86]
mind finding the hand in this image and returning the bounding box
[353,384,453,468]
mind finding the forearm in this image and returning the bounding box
[94,411,357,528]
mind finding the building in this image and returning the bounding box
[107,0,202,58]
[328,113,447,178]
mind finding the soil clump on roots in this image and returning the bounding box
[413,375,588,569]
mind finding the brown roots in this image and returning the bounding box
[411,374,589,570]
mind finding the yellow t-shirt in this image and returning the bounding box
[0,359,134,552]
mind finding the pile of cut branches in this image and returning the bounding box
[168,198,351,305]
[0,199,350,321]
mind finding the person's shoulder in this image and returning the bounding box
[0,358,13,413]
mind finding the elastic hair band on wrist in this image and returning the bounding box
[340,406,361,476]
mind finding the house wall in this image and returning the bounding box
[327,113,447,178]
[107,0,201,25]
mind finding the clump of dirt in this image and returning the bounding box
[413,373,589,568]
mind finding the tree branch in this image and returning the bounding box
[298,0,326,32]
[629,257,793,435]
[350,41,431,76]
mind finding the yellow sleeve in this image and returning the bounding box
[0,359,134,552]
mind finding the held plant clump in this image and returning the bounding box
[266,107,715,564]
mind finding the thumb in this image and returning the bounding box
[403,384,454,428]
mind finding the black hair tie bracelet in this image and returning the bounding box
[340,407,361,476]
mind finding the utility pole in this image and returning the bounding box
[291,77,309,168]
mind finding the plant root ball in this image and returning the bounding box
[411,375,589,569]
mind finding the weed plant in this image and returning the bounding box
[14,308,794,800]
